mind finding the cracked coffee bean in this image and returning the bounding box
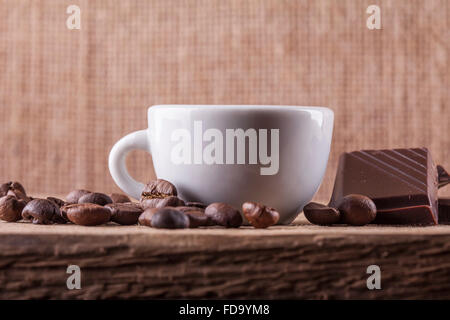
[140,179,178,209]
[303,202,341,225]
[0,181,26,198]
[47,197,66,208]
[110,193,131,203]
[78,192,113,206]
[150,207,189,229]
[0,195,27,222]
[22,198,66,224]
[66,189,91,204]
[205,202,242,228]
[138,207,159,227]
[242,201,279,228]
[106,202,143,225]
[63,203,111,226]
[337,194,377,226]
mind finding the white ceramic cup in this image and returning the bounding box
[109,105,334,224]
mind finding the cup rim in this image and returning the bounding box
[149,104,333,114]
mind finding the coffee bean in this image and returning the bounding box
[0,181,26,198]
[205,203,242,228]
[177,206,212,227]
[78,192,113,206]
[138,207,159,227]
[7,189,31,203]
[142,179,178,198]
[110,193,131,203]
[157,196,184,208]
[303,202,341,225]
[105,202,143,225]
[22,199,66,224]
[63,203,111,226]
[151,208,189,229]
[177,206,204,214]
[242,201,279,228]
[47,197,66,208]
[0,195,26,222]
[66,189,91,204]
[186,212,212,228]
[337,194,377,226]
[185,202,207,209]
[142,195,185,209]
[140,179,179,209]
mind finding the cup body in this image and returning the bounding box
[146,105,333,224]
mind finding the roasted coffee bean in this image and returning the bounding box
[337,194,377,226]
[106,202,143,225]
[66,189,91,204]
[242,201,279,228]
[7,189,31,203]
[205,203,242,228]
[78,192,113,206]
[177,206,204,214]
[59,205,70,220]
[0,181,26,198]
[141,179,177,198]
[0,195,26,222]
[177,206,212,227]
[47,197,66,208]
[303,202,341,225]
[142,195,185,209]
[151,208,189,229]
[63,203,111,226]
[22,199,66,224]
[156,196,184,208]
[185,202,207,209]
[110,193,131,203]
[186,212,212,228]
[138,207,159,227]
[140,179,178,209]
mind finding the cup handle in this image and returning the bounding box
[108,129,149,200]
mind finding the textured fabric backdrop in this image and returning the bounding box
[0,0,449,202]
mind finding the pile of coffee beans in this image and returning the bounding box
[303,194,377,226]
[0,179,281,229]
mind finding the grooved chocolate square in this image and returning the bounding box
[329,148,438,225]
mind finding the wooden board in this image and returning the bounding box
[1,216,450,300]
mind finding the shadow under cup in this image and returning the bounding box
[110,105,334,225]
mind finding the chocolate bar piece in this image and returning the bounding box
[329,148,438,225]
[438,165,450,188]
[439,198,450,224]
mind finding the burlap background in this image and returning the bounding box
[0,0,448,202]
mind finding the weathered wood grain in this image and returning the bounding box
[1,219,450,299]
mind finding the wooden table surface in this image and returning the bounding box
[1,214,450,300]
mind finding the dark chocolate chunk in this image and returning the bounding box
[437,165,450,189]
[329,148,438,225]
[438,198,450,224]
